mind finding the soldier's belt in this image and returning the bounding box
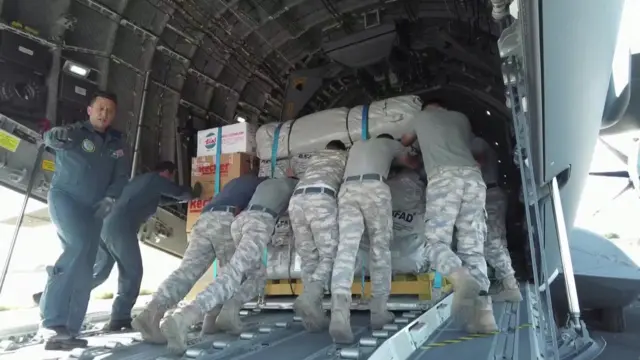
[248,205,278,218]
[208,205,237,213]
[293,186,336,198]
[344,173,384,182]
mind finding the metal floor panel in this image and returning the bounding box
[0,310,390,360]
[409,288,535,360]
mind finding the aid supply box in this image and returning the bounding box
[186,152,259,232]
[196,122,257,157]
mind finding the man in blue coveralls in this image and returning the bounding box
[89,161,202,331]
[39,91,129,350]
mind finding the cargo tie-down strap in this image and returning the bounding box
[213,128,223,278]
[421,323,534,350]
[360,105,369,297]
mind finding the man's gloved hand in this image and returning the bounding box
[49,127,71,143]
[191,182,203,199]
[94,197,116,218]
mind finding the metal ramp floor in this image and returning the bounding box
[0,309,417,360]
[410,287,536,360]
[0,287,539,360]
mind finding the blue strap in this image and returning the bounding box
[212,128,223,278]
[271,123,284,177]
[433,271,442,289]
[360,104,370,295]
[361,104,370,141]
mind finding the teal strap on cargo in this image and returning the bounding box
[434,271,442,289]
[271,123,284,177]
[360,104,370,297]
[361,104,370,140]
[212,128,223,278]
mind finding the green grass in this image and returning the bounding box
[139,289,153,296]
[604,232,620,239]
[93,291,114,300]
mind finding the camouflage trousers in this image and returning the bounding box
[424,166,490,291]
[331,180,393,299]
[189,210,273,313]
[288,192,339,285]
[485,187,515,280]
[150,211,255,309]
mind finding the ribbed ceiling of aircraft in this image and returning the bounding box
[0,0,508,175]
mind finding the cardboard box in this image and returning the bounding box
[196,122,257,157]
[186,152,259,232]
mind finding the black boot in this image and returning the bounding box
[103,318,133,332]
[43,326,88,350]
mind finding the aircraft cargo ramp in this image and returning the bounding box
[0,284,541,360]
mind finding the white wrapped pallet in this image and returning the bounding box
[272,214,293,247]
[256,95,423,160]
[265,244,301,280]
[387,169,426,210]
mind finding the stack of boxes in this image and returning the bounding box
[184,122,259,299]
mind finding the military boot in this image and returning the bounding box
[448,267,482,325]
[200,304,223,335]
[294,281,327,332]
[490,276,523,302]
[329,294,354,344]
[465,295,499,334]
[103,318,133,332]
[43,327,88,350]
[160,303,204,354]
[214,299,244,335]
[131,299,168,344]
[369,297,395,330]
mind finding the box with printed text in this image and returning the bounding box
[196,122,257,157]
[186,152,259,232]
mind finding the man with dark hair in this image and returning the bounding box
[288,139,347,331]
[39,91,129,349]
[402,101,498,334]
[329,133,419,344]
[88,160,201,331]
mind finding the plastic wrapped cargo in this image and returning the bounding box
[256,95,423,160]
[387,169,426,210]
[272,214,293,247]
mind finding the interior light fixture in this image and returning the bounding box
[63,60,91,78]
[236,116,246,123]
[486,110,491,116]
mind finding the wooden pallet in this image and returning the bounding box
[265,279,304,296]
[264,273,452,300]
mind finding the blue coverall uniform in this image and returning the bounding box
[40,121,129,335]
[91,172,193,321]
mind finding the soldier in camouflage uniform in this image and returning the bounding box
[131,174,268,344]
[471,137,521,302]
[288,140,348,332]
[330,134,419,344]
[159,177,299,354]
[402,100,498,334]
